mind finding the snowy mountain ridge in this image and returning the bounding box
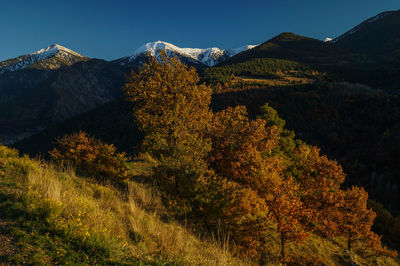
[0,44,87,74]
[120,41,258,67]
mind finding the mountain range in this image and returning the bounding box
[0,41,258,144]
[113,41,258,68]
[0,9,399,152]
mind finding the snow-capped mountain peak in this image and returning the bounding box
[121,41,258,67]
[0,44,87,74]
[31,44,84,59]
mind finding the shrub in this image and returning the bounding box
[49,132,129,182]
[0,145,19,159]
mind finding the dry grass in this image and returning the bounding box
[20,158,246,265]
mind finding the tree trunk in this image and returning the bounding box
[281,233,285,263]
[347,238,352,251]
[259,236,266,266]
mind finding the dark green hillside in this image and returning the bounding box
[0,59,127,144]
[0,69,55,102]
[220,32,363,66]
[206,32,397,89]
[14,98,142,157]
[202,57,321,85]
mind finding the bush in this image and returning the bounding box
[49,132,129,182]
[0,145,19,159]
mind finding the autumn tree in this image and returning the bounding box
[290,144,346,238]
[291,145,396,258]
[207,105,308,262]
[262,175,309,263]
[206,105,280,186]
[49,131,129,181]
[338,186,397,258]
[123,51,225,224]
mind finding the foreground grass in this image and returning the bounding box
[0,147,243,265]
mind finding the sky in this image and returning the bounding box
[0,0,399,61]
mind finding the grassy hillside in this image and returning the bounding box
[1,146,398,265]
[0,146,242,265]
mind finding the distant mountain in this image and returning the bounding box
[333,10,400,64]
[0,44,88,102]
[0,44,87,74]
[114,41,257,68]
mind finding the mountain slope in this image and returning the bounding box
[333,10,400,63]
[220,32,365,67]
[114,41,257,69]
[0,59,128,144]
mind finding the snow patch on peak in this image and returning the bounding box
[31,44,84,59]
[126,41,258,67]
[324,37,333,42]
[128,41,226,66]
[0,44,86,74]
[227,45,257,56]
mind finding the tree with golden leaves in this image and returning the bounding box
[123,51,212,182]
[123,52,225,224]
[207,105,308,262]
[262,175,309,263]
[207,105,280,186]
[291,144,346,238]
[339,186,397,258]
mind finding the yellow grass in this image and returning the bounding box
[19,159,247,265]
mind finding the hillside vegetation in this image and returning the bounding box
[1,144,399,265]
[0,145,243,265]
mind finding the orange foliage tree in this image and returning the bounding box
[339,186,397,257]
[290,144,345,237]
[207,105,308,262]
[49,131,129,181]
[123,52,227,225]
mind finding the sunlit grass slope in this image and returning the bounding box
[0,146,242,265]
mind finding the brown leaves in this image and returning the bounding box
[50,131,129,181]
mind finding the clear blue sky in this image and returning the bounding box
[0,0,399,61]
